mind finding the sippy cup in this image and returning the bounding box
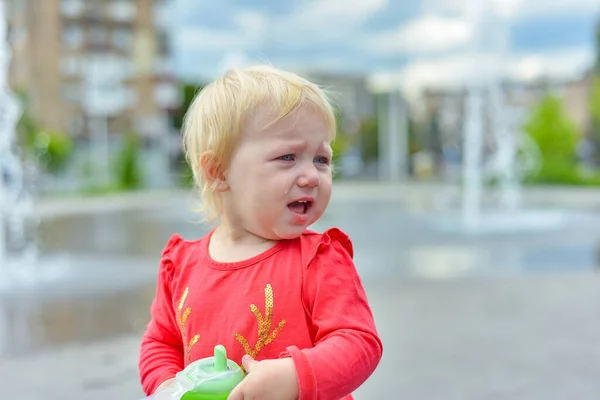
[180,344,245,400]
[144,345,245,400]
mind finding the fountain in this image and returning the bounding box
[0,0,35,286]
[0,0,184,364]
[0,2,69,291]
[0,2,168,298]
[435,0,583,234]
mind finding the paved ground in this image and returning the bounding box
[358,272,600,399]
[1,271,600,399]
[1,182,600,399]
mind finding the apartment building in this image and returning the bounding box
[422,70,596,146]
[300,71,375,135]
[5,0,177,140]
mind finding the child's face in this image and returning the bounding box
[222,104,333,240]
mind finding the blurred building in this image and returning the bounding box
[420,70,596,177]
[5,0,177,140]
[423,70,595,146]
[301,72,375,135]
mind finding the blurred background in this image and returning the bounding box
[1,0,600,399]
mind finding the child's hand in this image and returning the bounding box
[228,355,299,400]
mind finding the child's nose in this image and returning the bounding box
[297,165,320,187]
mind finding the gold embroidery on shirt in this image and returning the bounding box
[235,284,286,359]
[176,287,200,364]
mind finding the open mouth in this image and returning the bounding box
[287,200,313,215]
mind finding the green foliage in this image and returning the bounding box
[359,117,379,163]
[13,90,74,175]
[34,131,74,174]
[408,119,422,154]
[523,94,587,184]
[169,83,206,186]
[330,108,350,179]
[331,132,348,164]
[179,157,195,188]
[357,114,421,164]
[15,91,39,151]
[524,162,600,186]
[525,95,578,157]
[114,133,143,190]
[171,83,204,131]
[588,18,600,165]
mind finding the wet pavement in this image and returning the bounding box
[1,182,600,399]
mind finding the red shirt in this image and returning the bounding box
[139,227,383,400]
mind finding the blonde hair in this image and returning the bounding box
[182,64,338,223]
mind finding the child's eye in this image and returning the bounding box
[279,154,295,161]
[314,156,330,165]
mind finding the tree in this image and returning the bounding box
[358,116,420,162]
[114,133,143,190]
[331,108,349,168]
[169,83,205,187]
[358,117,379,163]
[523,94,581,183]
[589,17,600,163]
[15,90,73,175]
[34,131,74,174]
[171,83,205,131]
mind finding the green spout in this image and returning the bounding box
[213,345,228,372]
[178,344,245,400]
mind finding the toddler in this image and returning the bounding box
[139,65,383,400]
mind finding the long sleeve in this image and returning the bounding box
[281,229,383,400]
[139,236,185,395]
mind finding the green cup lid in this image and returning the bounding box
[177,345,245,394]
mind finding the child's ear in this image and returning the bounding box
[200,151,229,191]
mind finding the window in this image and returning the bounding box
[153,1,170,29]
[60,56,82,76]
[62,24,84,49]
[153,56,171,75]
[156,31,170,55]
[120,59,136,79]
[86,2,104,19]
[61,82,81,104]
[88,26,108,48]
[108,0,137,21]
[155,82,178,108]
[112,28,133,52]
[60,0,85,17]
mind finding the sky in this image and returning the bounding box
[161,0,599,95]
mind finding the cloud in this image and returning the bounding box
[424,0,600,20]
[173,0,387,54]
[265,0,387,43]
[368,46,594,96]
[504,0,600,19]
[173,0,388,77]
[175,8,270,53]
[216,51,255,72]
[509,48,594,80]
[365,15,474,55]
[362,0,597,57]
[233,9,269,35]
[176,27,247,51]
[171,0,597,84]
[298,0,386,23]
